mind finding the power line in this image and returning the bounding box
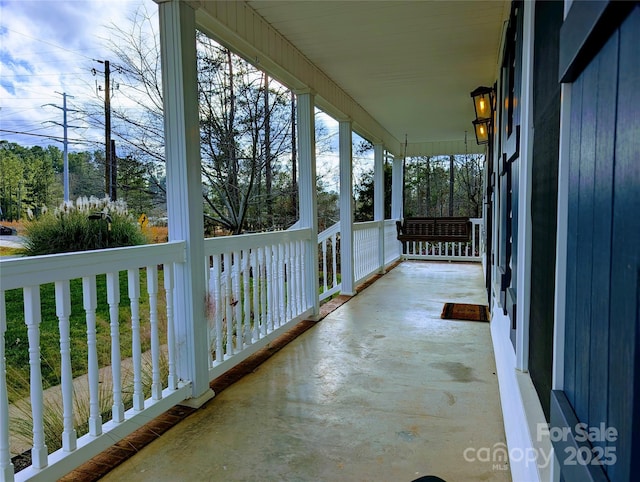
[2,72,90,78]
[1,27,99,61]
[0,128,99,144]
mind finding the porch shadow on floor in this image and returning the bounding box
[65,261,510,482]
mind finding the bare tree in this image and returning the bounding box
[92,7,167,199]
[197,36,294,233]
[456,154,484,217]
[81,8,299,233]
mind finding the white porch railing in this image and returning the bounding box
[204,228,315,381]
[0,243,192,482]
[317,222,341,302]
[316,220,402,300]
[384,219,403,266]
[353,221,380,284]
[402,218,484,262]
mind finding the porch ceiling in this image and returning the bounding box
[246,0,509,155]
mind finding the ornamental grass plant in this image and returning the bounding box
[22,196,147,256]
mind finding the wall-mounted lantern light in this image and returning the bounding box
[470,86,494,145]
[470,86,494,121]
[472,119,491,145]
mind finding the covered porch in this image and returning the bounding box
[1,0,509,480]
[97,261,507,481]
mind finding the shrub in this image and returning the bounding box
[23,197,147,255]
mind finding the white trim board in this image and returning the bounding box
[491,304,551,482]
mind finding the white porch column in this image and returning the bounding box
[374,143,385,273]
[296,91,320,316]
[339,119,355,295]
[391,154,403,220]
[158,0,214,406]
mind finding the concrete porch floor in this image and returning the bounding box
[102,261,510,482]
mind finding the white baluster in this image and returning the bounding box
[127,269,144,411]
[146,266,162,401]
[209,254,223,362]
[242,250,251,345]
[283,243,289,320]
[369,229,375,272]
[273,244,281,327]
[299,240,307,310]
[54,281,77,451]
[82,276,102,435]
[286,242,295,318]
[297,240,304,313]
[353,234,359,278]
[365,230,370,270]
[278,244,286,325]
[357,234,363,280]
[212,255,223,363]
[364,231,369,272]
[106,273,124,422]
[472,223,477,256]
[250,250,259,342]
[291,241,299,316]
[268,246,276,329]
[368,229,373,271]
[163,264,177,390]
[224,252,233,356]
[322,239,328,293]
[23,286,47,469]
[0,291,15,481]
[331,234,338,290]
[232,252,242,351]
[265,246,273,332]
[204,257,213,368]
[259,248,267,337]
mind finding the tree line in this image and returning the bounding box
[402,154,484,219]
[0,141,162,221]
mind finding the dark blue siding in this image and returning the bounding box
[564,74,582,409]
[588,31,617,456]
[574,44,597,426]
[607,8,640,481]
[558,6,640,481]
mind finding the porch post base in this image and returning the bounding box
[179,388,216,409]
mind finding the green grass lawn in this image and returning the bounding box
[4,269,166,403]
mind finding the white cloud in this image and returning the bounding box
[0,0,149,147]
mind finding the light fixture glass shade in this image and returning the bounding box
[473,119,490,145]
[470,86,494,121]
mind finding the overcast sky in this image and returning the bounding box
[0,0,149,149]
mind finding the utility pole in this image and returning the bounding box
[110,140,117,201]
[96,60,115,199]
[104,60,112,199]
[44,92,79,202]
